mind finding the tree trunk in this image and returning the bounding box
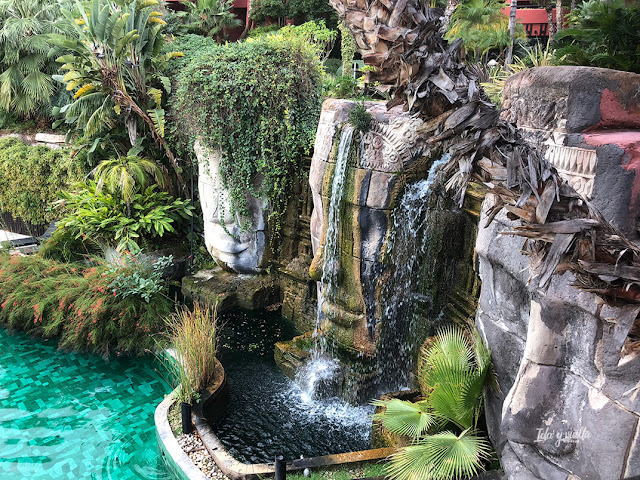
[238,0,252,40]
[439,0,460,35]
[545,1,556,38]
[556,0,563,32]
[505,0,518,66]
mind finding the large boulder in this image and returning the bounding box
[479,66,640,480]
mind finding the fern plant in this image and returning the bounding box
[373,327,496,480]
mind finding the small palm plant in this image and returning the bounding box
[373,327,497,480]
[183,0,242,42]
[92,155,167,206]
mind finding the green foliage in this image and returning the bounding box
[386,430,491,480]
[287,0,337,27]
[0,252,173,355]
[172,34,322,240]
[38,227,100,263]
[481,41,554,106]
[249,0,287,23]
[247,24,282,38]
[446,0,525,62]
[105,252,173,302]
[323,75,357,98]
[50,0,185,188]
[181,0,241,42]
[0,0,71,118]
[373,327,496,480]
[0,137,85,225]
[249,21,337,63]
[553,0,640,73]
[56,181,193,253]
[348,101,372,133]
[93,154,166,205]
[338,21,356,77]
[165,302,218,404]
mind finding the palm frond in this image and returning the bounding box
[385,430,491,480]
[372,399,438,441]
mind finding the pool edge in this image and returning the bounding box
[155,389,209,480]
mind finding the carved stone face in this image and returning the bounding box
[309,99,427,357]
[195,140,270,274]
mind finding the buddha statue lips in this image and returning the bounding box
[195,140,270,274]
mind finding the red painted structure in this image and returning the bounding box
[500,2,568,38]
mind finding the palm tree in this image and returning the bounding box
[446,0,518,62]
[183,0,242,42]
[505,0,518,65]
[92,155,166,206]
[373,327,496,480]
[0,0,70,117]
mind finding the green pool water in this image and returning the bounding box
[0,328,172,479]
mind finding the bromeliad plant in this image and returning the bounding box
[50,0,186,191]
[373,327,497,480]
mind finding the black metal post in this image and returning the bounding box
[181,402,193,434]
[275,455,286,480]
[190,162,194,274]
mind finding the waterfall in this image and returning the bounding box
[299,125,353,401]
[377,154,451,390]
[321,125,354,303]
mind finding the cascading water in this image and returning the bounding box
[377,154,451,390]
[299,125,354,400]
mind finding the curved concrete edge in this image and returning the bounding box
[155,389,209,480]
[193,403,397,480]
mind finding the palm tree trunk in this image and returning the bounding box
[505,0,518,66]
[238,0,252,40]
[545,1,556,38]
[439,0,460,34]
[556,0,563,32]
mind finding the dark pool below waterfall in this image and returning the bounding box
[211,309,374,464]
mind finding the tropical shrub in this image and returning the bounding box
[50,0,186,191]
[553,0,640,74]
[0,253,173,355]
[446,0,525,62]
[0,0,72,118]
[0,138,85,225]
[56,181,193,253]
[373,327,496,480]
[249,0,287,24]
[171,32,322,239]
[104,252,173,302]
[165,302,218,404]
[481,41,554,106]
[181,0,241,42]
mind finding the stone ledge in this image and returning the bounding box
[155,390,209,480]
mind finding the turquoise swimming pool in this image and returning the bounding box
[0,328,171,479]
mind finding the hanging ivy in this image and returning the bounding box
[171,34,322,243]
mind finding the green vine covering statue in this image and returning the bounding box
[171,29,323,243]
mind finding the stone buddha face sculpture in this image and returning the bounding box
[195,140,270,274]
[309,99,427,358]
